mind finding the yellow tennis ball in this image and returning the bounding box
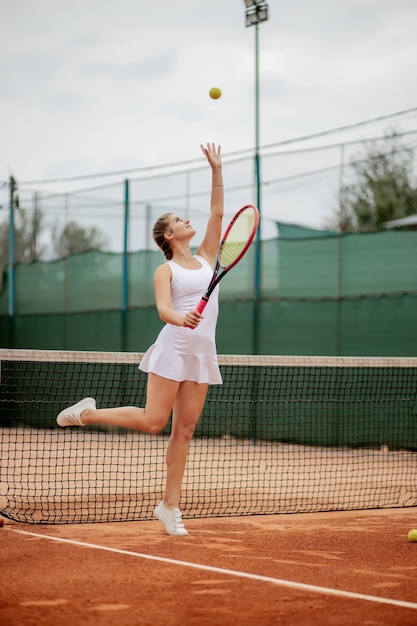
[209,87,222,100]
[407,529,417,542]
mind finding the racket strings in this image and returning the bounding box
[219,209,257,267]
[220,239,249,266]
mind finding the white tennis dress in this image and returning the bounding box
[139,255,222,384]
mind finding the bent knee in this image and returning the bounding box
[148,421,167,435]
[145,411,170,435]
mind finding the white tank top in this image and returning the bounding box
[138,255,222,384]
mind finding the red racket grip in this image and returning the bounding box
[196,296,208,314]
[188,296,208,330]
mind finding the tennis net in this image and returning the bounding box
[1,349,416,524]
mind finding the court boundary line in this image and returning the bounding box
[9,528,417,612]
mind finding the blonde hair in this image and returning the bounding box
[153,213,174,260]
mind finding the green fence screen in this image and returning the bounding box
[1,229,416,355]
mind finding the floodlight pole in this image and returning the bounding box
[122,179,130,350]
[244,1,268,354]
[122,179,130,313]
[254,21,261,303]
[8,176,16,318]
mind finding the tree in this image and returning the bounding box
[331,132,417,232]
[0,201,108,270]
[0,206,48,268]
[51,221,108,258]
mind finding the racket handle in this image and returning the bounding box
[188,297,209,330]
[196,296,208,314]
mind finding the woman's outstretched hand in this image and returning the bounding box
[200,142,222,169]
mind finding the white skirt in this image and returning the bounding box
[139,343,222,385]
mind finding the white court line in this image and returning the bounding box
[10,528,417,612]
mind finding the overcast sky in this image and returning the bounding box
[1,0,417,245]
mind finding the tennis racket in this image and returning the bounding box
[195,203,259,316]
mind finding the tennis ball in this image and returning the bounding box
[407,529,417,542]
[209,87,222,100]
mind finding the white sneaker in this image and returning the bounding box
[154,501,188,536]
[57,397,96,427]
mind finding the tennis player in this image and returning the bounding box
[57,142,224,536]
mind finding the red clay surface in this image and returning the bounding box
[1,508,417,625]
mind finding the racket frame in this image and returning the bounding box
[196,204,259,314]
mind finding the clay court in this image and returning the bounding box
[1,350,416,624]
[1,507,417,625]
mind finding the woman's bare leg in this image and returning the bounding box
[81,373,180,433]
[163,381,208,509]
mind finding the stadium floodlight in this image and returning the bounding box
[244,0,265,7]
[244,0,268,27]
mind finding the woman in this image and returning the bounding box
[57,142,224,536]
